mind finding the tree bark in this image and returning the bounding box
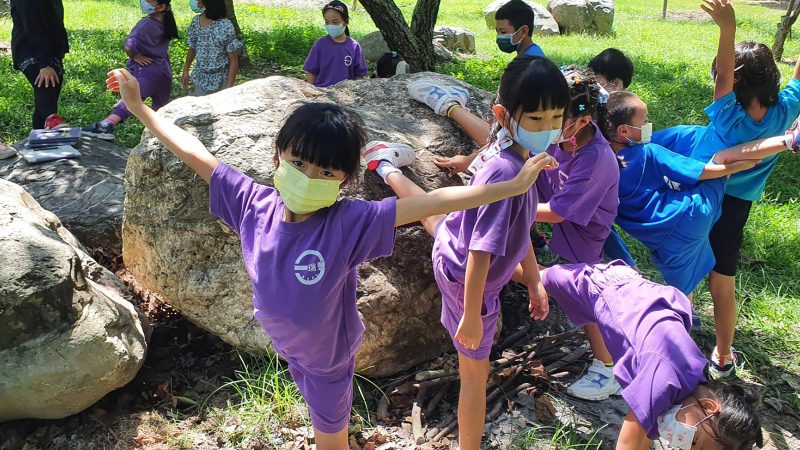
[662,0,668,20]
[358,0,441,72]
[773,0,800,61]
[225,0,250,67]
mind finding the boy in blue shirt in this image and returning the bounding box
[494,0,545,58]
[652,0,800,379]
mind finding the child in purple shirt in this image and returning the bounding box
[303,1,368,88]
[541,261,762,450]
[106,66,553,450]
[82,0,178,141]
[363,57,566,450]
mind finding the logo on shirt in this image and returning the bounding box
[294,250,325,285]
[663,176,683,191]
[344,55,353,67]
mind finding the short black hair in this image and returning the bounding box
[376,52,403,78]
[703,381,764,450]
[493,56,569,143]
[496,0,535,37]
[588,48,634,89]
[203,0,228,21]
[712,41,781,108]
[597,90,639,141]
[274,103,366,183]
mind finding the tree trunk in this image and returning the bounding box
[773,0,800,61]
[358,0,441,72]
[225,0,250,67]
[662,0,668,20]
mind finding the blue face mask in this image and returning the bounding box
[325,23,346,38]
[496,32,520,53]
[140,0,157,14]
[510,117,560,155]
[189,0,205,13]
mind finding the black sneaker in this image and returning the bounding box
[708,346,739,379]
[82,121,115,141]
[531,231,548,251]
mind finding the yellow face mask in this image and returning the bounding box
[273,160,342,214]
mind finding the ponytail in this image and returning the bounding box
[158,0,179,41]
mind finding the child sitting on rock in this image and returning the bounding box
[303,0,368,87]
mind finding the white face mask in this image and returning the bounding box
[625,122,652,145]
[657,403,714,450]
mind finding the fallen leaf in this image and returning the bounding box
[535,396,557,421]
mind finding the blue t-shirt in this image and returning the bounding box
[705,78,800,201]
[651,125,707,158]
[523,43,545,57]
[616,143,706,248]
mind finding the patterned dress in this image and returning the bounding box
[187,15,243,94]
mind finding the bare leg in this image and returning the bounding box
[314,426,348,450]
[584,323,613,364]
[709,270,737,356]
[385,171,446,236]
[457,353,490,450]
[449,106,493,147]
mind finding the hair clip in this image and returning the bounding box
[598,85,610,104]
[324,4,345,12]
[578,104,586,111]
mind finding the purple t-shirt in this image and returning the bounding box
[125,16,171,73]
[303,36,368,88]
[541,261,708,439]
[434,144,538,295]
[537,123,619,263]
[209,163,397,373]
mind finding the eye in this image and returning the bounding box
[321,170,335,178]
[554,114,563,119]
[291,160,304,168]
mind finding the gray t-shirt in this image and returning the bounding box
[187,15,242,93]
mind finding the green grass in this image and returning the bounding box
[2,0,800,440]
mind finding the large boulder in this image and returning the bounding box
[0,179,148,422]
[358,31,454,64]
[547,0,614,34]
[122,73,492,377]
[0,137,131,257]
[484,0,560,36]
[433,26,476,54]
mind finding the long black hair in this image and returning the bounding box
[490,56,570,145]
[154,0,179,41]
[274,103,366,185]
[712,41,780,108]
[203,0,228,21]
[562,65,605,121]
[322,0,350,36]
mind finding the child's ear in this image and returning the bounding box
[493,104,511,129]
[698,398,721,416]
[616,123,629,140]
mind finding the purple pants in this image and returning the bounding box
[287,357,355,434]
[111,62,172,122]
[433,253,501,361]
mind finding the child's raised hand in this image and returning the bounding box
[454,314,483,352]
[106,69,145,114]
[513,152,558,194]
[701,0,735,31]
[528,280,549,321]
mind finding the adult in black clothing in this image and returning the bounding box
[10,0,69,129]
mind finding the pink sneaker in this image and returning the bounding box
[44,114,69,130]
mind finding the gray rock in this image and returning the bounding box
[547,0,614,34]
[358,31,454,64]
[433,26,476,54]
[0,136,131,257]
[484,0,560,36]
[0,179,148,422]
[122,73,493,377]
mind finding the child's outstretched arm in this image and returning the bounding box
[704,132,798,178]
[394,153,557,227]
[108,69,219,182]
[702,0,736,100]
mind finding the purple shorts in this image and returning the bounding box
[287,357,355,434]
[433,255,501,361]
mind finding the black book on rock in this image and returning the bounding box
[27,127,81,147]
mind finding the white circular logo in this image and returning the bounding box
[294,250,325,285]
[344,55,353,67]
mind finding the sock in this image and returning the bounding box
[104,116,121,126]
[376,160,400,183]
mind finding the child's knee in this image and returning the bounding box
[458,354,489,382]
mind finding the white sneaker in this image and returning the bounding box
[407,79,469,116]
[567,359,622,401]
[362,141,416,171]
[0,143,16,160]
[708,346,739,380]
